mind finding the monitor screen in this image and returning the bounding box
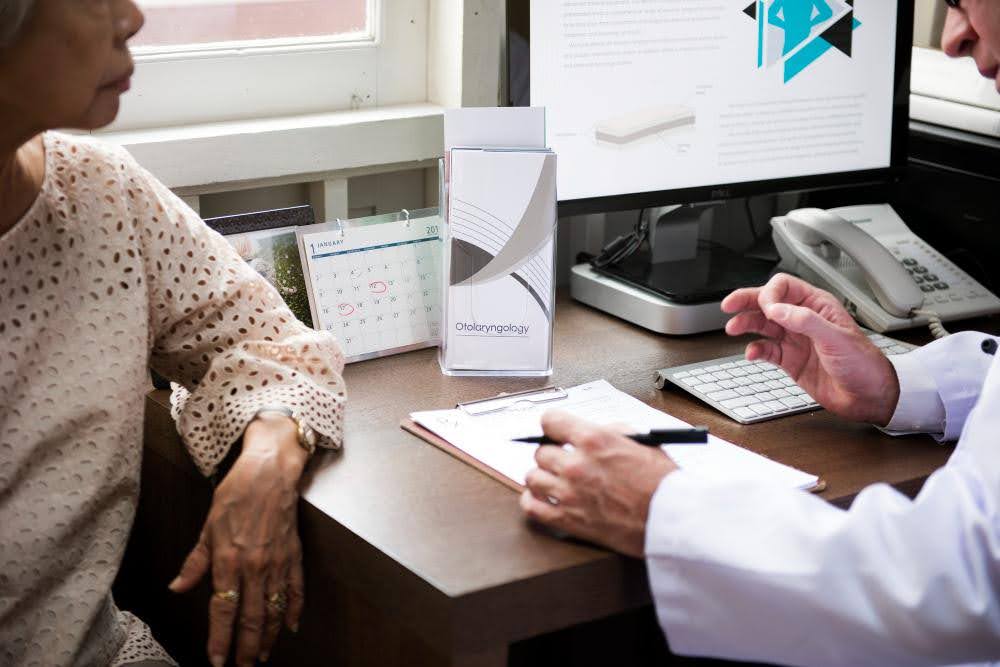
[508,0,912,214]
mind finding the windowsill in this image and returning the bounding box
[96,103,445,192]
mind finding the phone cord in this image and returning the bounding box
[913,309,950,340]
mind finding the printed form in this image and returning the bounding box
[411,380,818,490]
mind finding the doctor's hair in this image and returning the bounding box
[0,0,35,48]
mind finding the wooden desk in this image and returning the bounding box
[123,296,966,667]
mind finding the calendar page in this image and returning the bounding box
[299,218,443,363]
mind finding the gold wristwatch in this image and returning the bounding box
[254,405,319,456]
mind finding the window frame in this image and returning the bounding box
[109,0,428,132]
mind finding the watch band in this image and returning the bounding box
[255,405,319,456]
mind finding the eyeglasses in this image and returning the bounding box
[944,0,960,7]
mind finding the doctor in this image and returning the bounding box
[519,6,1000,664]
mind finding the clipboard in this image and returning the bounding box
[402,381,826,494]
[401,386,566,492]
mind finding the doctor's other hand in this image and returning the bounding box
[520,411,678,558]
[722,273,900,426]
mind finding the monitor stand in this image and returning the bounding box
[570,204,777,335]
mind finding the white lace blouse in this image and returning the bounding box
[0,133,346,666]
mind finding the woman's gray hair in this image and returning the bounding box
[0,0,35,48]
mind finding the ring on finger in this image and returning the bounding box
[267,591,288,613]
[214,589,240,604]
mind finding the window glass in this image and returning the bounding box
[134,0,370,49]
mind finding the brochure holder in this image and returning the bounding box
[439,147,558,376]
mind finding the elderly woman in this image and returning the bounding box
[0,2,346,666]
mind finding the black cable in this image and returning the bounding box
[591,208,648,269]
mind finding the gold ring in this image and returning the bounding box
[214,589,240,604]
[267,591,288,612]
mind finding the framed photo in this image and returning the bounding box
[205,206,315,329]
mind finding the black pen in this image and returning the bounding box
[513,426,709,446]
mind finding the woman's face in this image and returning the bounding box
[0,0,144,134]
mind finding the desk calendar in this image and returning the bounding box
[298,215,443,363]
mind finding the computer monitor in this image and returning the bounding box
[507,0,914,217]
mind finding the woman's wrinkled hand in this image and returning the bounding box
[168,412,310,667]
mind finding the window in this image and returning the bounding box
[134,0,370,49]
[109,0,428,132]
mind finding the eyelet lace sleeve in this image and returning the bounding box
[122,154,346,476]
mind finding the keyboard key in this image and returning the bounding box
[718,380,737,389]
[756,391,777,401]
[764,400,787,412]
[771,388,791,398]
[694,382,722,394]
[750,404,774,416]
[721,396,759,409]
[735,360,753,367]
[680,377,702,387]
[764,371,785,380]
[734,407,758,420]
[754,363,775,371]
[780,396,806,408]
[780,377,797,387]
[708,390,739,401]
[766,380,785,390]
[788,386,806,396]
[712,371,734,381]
[729,368,748,377]
[737,386,757,396]
[674,370,691,378]
[747,373,767,383]
[705,365,723,372]
[720,362,736,369]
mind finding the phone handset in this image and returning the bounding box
[779,208,924,318]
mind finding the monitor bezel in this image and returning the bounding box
[505,0,914,217]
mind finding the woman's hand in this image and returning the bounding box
[169,413,309,667]
[722,273,901,426]
[520,411,678,558]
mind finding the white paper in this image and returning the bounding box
[411,380,818,490]
[444,107,546,151]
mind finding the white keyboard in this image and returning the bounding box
[655,333,916,424]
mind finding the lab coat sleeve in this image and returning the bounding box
[645,335,1000,667]
[883,331,997,441]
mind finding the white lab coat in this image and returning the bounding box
[646,331,1000,667]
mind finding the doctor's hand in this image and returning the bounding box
[722,273,900,426]
[520,411,677,558]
